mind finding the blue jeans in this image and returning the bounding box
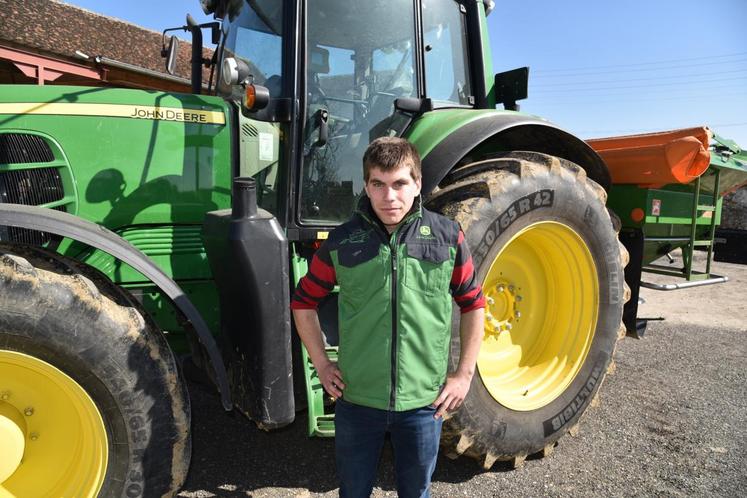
[334,398,443,498]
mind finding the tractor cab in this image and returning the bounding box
[209,0,487,227]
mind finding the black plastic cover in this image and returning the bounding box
[202,178,294,428]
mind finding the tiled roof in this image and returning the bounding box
[0,0,213,83]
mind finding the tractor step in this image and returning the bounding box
[302,345,337,437]
[291,243,338,437]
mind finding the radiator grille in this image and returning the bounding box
[0,167,64,206]
[0,167,66,246]
[0,133,54,164]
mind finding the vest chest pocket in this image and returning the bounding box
[336,243,385,306]
[403,243,451,296]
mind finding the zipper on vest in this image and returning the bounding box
[356,205,419,411]
[389,234,398,411]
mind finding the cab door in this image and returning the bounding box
[299,0,418,225]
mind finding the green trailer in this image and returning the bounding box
[589,127,747,336]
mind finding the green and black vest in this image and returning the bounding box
[325,196,461,411]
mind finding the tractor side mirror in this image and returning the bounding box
[164,36,179,75]
[494,67,529,111]
[394,97,433,115]
[366,97,433,141]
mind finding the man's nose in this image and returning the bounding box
[383,187,396,201]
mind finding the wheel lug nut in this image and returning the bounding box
[487,297,495,306]
[30,432,39,441]
[516,311,521,318]
[508,285,515,293]
[24,407,34,416]
[505,323,512,330]
[497,285,504,292]
[0,391,10,400]
[516,295,523,302]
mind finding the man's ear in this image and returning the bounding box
[415,178,422,195]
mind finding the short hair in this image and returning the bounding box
[362,137,422,183]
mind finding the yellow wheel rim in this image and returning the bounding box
[478,221,599,411]
[0,350,107,498]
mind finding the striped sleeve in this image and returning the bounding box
[450,230,486,313]
[290,243,337,310]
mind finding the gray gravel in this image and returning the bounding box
[179,258,746,497]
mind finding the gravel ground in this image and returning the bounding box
[179,256,746,498]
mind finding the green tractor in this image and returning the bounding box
[0,0,626,495]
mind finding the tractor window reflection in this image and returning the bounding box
[234,29,282,85]
[423,0,472,106]
[315,45,356,121]
[221,1,283,97]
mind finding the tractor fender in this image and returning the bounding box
[415,112,611,194]
[0,203,232,410]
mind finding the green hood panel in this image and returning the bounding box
[0,85,233,228]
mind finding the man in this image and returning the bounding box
[292,137,485,498]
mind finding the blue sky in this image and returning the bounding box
[64,0,747,146]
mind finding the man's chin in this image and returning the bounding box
[376,210,402,225]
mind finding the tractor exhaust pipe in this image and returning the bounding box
[187,14,203,94]
[232,177,258,219]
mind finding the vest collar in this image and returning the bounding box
[355,194,423,234]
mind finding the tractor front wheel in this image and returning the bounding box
[0,245,190,497]
[429,151,627,468]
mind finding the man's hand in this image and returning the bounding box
[316,359,346,399]
[431,371,472,419]
[431,308,484,419]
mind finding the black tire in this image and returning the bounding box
[428,151,628,468]
[0,244,190,497]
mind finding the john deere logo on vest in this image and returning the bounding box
[417,225,435,240]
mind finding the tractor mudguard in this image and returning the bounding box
[0,203,232,410]
[411,112,611,194]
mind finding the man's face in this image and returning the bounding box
[364,164,421,230]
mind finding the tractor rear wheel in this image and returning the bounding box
[428,151,627,468]
[0,244,190,496]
